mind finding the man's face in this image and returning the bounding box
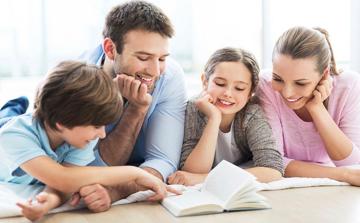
[112,29,170,93]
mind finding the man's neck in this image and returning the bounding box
[102,57,115,78]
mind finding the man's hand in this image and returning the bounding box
[16,192,52,221]
[167,171,207,186]
[114,74,152,110]
[70,184,111,213]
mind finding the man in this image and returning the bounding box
[73,0,187,212]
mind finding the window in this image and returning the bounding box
[0,0,358,104]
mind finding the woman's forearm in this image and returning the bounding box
[309,106,353,161]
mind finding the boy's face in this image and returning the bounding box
[59,125,106,149]
[112,29,170,93]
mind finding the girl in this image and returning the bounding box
[168,47,284,186]
[257,26,360,185]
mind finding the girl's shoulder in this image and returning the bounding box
[235,103,265,127]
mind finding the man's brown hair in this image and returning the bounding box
[102,0,174,54]
[34,61,123,130]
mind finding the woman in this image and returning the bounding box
[257,26,360,185]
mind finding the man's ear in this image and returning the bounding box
[103,38,116,61]
[201,73,208,90]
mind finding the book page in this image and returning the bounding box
[161,190,223,216]
[202,160,256,204]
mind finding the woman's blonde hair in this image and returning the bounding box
[273,26,339,75]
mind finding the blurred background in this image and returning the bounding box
[0,0,359,106]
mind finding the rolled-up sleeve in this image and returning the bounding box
[140,60,187,181]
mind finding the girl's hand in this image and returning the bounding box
[16,192,52,221]
[195,92,222,121]
[134,170,181,201]
[167,171,207,186]
[305,74,332,112]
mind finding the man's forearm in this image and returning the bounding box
[99,104,148,166]
[143,167,164,181]
[106,182,139,203]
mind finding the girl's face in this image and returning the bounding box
[272,54,325,110]
[203,61,252,115]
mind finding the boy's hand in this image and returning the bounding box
[135,170,182,201]
[16,192,51,221]
[167,171,207,186]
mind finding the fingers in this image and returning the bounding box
[70,192,81,206]
[87,199,111,213]
[139,84,148,96]
[16,201,30,210]
[167,172,185,185]
[167,173,176,184]
[147,184,166,201]
[165,185,182,195]
[115,74,151,107]
[16,200,40,221]
[79,184,101,197]
[35,192,48,203]
[312,90,322,102]
[79,184,111,213]
[317,77,332,101]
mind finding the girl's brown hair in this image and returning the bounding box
[204,47,260,96]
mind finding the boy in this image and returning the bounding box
[0,61,177,221]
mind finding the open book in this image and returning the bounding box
[162,160,270,216]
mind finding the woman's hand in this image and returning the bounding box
[305,74,332,112]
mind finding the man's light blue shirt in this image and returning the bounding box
[83,45,187,180]
[0,114,97,185]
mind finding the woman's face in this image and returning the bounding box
[204,61,252,115]
[272,54,323,110]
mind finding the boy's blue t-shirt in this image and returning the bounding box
[0,113,97,185]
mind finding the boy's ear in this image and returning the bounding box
[55,122,64,131]
[103,38,116,61]
[201,73,208,90]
